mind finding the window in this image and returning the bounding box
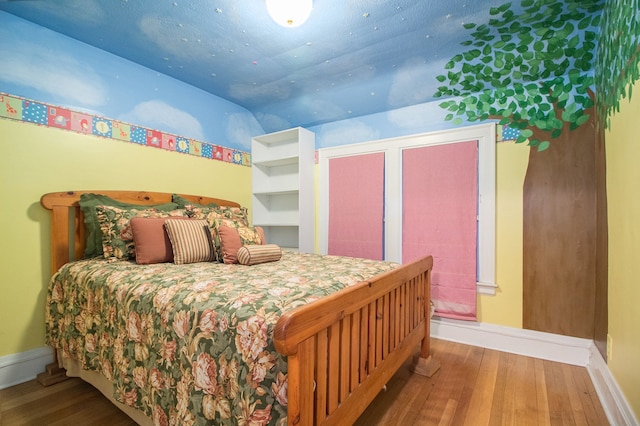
[318,123,497,295]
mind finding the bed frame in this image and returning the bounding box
[39,190,440,425]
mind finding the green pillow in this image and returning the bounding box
[172,194,220,208]
[79,193,179,258]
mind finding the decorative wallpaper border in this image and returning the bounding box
[0,92,251,167]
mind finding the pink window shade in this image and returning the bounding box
[328,152,385,260]
[402,141,478,320]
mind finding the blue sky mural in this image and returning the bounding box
[0,0,604,150]
[0,12,263,152]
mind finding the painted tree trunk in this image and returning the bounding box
[522,110,605,339]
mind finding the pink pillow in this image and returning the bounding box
[218,225,265,264]
[130,217,188,264]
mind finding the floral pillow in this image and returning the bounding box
[96,205,187,260]
[79,193,178,258]
[184,205,249,228]
[171,194,220,209]
[217,224,264,264]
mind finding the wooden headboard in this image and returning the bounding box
[40,191,241,275]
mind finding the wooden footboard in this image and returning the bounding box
[274,255,438,425]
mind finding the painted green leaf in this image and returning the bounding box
[537,141,551,151]
[520,128,534,138]
[576,114,590,126]
[578,16,591,30]
[541,29,555,40]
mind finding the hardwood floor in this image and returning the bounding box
[355,339,608,425]
[0,339,609,425]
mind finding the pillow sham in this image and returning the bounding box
[79,193,178,258]
[172,194,220,209]
[96,205,187,260]
[130,216,190,264]
[184,205,249,227]
[217,224,264,264]
[164,219,215,265]
[213,220,267,262]
[237,244,282,265]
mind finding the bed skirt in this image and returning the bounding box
[58,350,152,426]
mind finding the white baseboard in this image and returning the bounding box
[587,344,640,426]
[431,317,592,365]
[431,317,639,426]
[0,346,53,390]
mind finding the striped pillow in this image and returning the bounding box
[164,219,215,264]
[237,244,282,265]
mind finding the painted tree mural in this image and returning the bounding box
[434,0,602,151]
[596,0,640,128]
[433,0,607,342]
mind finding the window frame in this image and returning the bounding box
[318,122,497,294]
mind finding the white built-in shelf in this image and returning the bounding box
[251,127,315,253]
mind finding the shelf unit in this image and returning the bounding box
[251,127,315,252]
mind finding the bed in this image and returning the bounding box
[38,190,439,425]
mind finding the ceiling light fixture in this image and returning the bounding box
[266,0,312,27]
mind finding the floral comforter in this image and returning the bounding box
[45,250,398,425]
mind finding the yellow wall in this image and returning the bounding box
[0,119,252,357]
[0,117,544,363]
[478,141,528,327]
[606,81,640,417]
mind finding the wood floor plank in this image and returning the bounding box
[512,353,539,425]
[416,339,473,424]
[462,347,500,426]
[448,344,485,425]
[534,357,552,426]
[570,364,610,425]
[499,352,522,426]
[562,364,589,425]
[0,339,609,426]
[488,350,510,425]
[544,359,578,425]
